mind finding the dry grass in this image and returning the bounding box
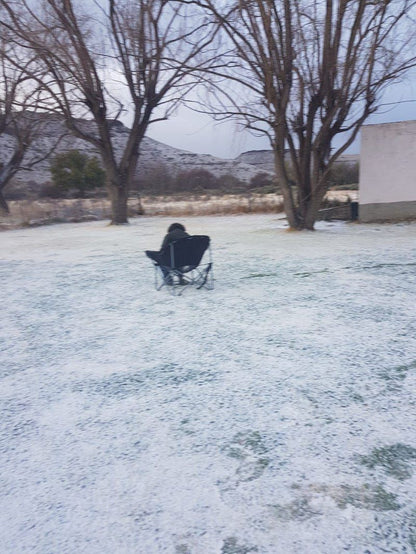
[0,190,357,230]
[142,193,285,216]
[0,198,112,230]
[0,194,285,230]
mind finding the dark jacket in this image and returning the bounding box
[161,228,189,252]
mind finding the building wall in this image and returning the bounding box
[359,121,416,222]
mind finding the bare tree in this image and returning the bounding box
[1,0,217,224]
[0,34,62,213]
[188,0,416,229]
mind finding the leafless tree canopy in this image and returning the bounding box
[187,0,416,229]
[1,0,218,223]
[1,0,416,227]
[0,27,63,213]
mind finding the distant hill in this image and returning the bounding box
[0,114,275,197]
[1,113,359,199]
[237,149,359,171]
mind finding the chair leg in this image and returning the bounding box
[196,263,214,289]
[153,264,213,294]
[154,265,175,290]
[155,267,165,290]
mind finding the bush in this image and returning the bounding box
[39,182,66,198]
[50,150,106,197]
[327,162,359,188]
[133,164,175,195]
[134,166,247,195]
[249,172,280,193]
[174,168,219,192]
[214,173,246,193]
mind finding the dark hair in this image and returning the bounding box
[168,222,186,232]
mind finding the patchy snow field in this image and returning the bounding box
[1,214,416,554]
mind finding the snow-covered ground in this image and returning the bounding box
[1,214,416,554]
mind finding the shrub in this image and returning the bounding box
[39,182,66,198]
[249,172,280,193]
[50,150,106,197]
[328,162,359,188]
[173,168,219,192]
[214,173,246,193]
[133,164,175,195]
[135,166,247,195]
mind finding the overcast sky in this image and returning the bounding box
[146,75,416,160]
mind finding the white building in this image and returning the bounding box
[359,121,416,222]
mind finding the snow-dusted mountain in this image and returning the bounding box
[1,114,359,199]
[236,149,276,173]
[0,114,274,194]
[236,149,359,171]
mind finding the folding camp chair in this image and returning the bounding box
[145,235,214,295]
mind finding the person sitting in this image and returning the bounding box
[160,222,189,251]
[146,222,190,283]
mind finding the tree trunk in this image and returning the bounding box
[303,186,327,230]
[107,176,129,224]
[274,152,299,229]
[0,190,10,214]
[0,150,24,214]
[136,194,145,215]
[281,185,298,229]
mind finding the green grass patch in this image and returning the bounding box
[358,443,416,480]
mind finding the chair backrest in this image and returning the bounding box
[166,235,210,269]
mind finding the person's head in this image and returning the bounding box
[168,222,186,233]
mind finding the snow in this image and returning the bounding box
[1,214,416,553]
